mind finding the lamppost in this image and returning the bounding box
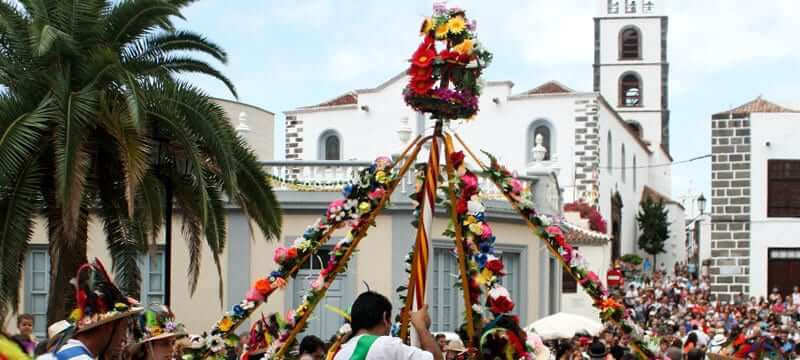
[686,193,707,276]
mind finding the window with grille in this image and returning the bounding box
[24,247,49,340]
[619,27,641,60]
[619,73,642,107]
[768,160,800,217]
[140,248,166,306]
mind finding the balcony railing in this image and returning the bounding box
[260,160,540,200]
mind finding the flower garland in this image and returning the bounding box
[185,157,396,359]
[265,173,349,192]
[404,2,493,120]
[444,150,532,359]
[478,150,654,359]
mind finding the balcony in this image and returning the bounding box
[260,160,562,215]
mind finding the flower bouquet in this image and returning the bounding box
[404,2,493,121]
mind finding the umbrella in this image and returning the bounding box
[526,312,604,340]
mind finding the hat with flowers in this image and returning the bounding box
[68,259,143,333]
[135,304,186,344]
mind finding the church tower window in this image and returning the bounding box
[619,26,641,60]
[625,0,637,13]
[619,72,642,107]
[607,0,619,14]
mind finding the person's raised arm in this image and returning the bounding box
[410,305,443,360]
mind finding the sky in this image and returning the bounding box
[177,0,800,202]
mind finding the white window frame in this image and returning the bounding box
[140,247,166,306]
[24,246,50,340]
[318,129,342,160]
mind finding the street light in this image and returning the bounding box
[697,193,706,215]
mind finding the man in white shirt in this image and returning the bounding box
[334,291,444,360]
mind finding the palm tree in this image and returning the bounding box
[0,0,281,324]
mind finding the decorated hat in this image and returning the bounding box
[69,259,143,333]
[243,313,293,359]
[136,304,186,344]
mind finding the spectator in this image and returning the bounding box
[11,314,36,356]
[299,335,326,360]
[435,334,447,353]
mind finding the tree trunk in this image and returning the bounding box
[45,203,89,325]
[652,253,657,273]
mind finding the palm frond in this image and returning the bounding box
[105,0,182,47]
[53,87,98,242]
[0,94,56,185]
[136,56,237,97]
[0,153,41,317]
[231,141,282,241]
[137,30,228,63]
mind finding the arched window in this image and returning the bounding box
[607,131,613,171]
[621,144,626,182]
[633,155,637,190]
[619,26,641,60]
[619,72,642,107]
[319,130,341,160]
[527,119,555,162]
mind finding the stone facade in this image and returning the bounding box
[709,114,751,301]
[574,99,601,202]
[285,115,303,160]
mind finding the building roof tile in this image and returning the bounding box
[713,96,799,117]
[562,221,611,246]
[524,80,574,95]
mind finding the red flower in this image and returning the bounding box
[411,44,436,68]
[410,79,435,95]
[439,49,459,62]
[408,64,433,81]
[486,259,505,275]
[489,295,515,314]
[287,247,298,260]
[456,197,468,215]
[460,172,478,198]
[450,151,465,168]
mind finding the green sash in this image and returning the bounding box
[349,335,379,360]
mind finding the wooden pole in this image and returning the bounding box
[442,133,475,348]
[274,135,430,359]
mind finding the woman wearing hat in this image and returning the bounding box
[126,304,186,360]
[37,259,144,360]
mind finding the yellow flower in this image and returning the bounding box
[218,317,234,332]
[358,202,371,214]
[468,222,483,235]
[420,17,433,35]
[375,171,388,184]
[476,268,494,285]
[435,22,449,39]
[448,17,466,34]
[463,215,476,226]
[453,39,474,55]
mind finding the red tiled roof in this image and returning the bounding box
[713,96,799,117]
[301,92,358,109]
[562,221,610,246]
[525,81,574,95]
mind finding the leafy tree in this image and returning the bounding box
[636,197,670,269]
[0,0,281,323]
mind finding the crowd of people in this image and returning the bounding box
[545,262,800,359]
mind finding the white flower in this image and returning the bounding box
[241,301,256,310]
[206,335,225,353]
[467,199,485,214]
[472,304,484,313]
[488,285,510,300]
[338,323,352,335]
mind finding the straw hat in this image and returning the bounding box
[135,304,187,344]
[445,339,467,353]
[70,259,143,334]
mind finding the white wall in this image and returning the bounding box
[661,203,687,272]
[213,99,275,161]
[749,112,800,296]
[597,102,653,256]
[598,18,664,64]
[561,243,609,319]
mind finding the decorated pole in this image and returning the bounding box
[442,133,476,347]
[272,136,431,359]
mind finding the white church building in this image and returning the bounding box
[283,0,684,316]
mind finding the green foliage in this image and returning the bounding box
[0,0,281,320]
[620,253,643,265]
[635,198,670,264]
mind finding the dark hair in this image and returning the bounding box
[299,335,326,355]
[17,314,34,326]
[435,333,446,340]
[686,349,705,360]
[686,332,698,346]
[350,291,392,334]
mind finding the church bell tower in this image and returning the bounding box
[594,0,670,153]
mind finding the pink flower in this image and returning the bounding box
[580,271,600,286]
[310,275,324,290]
[245,288,265,302]
[273,246,289,264]
[545,225,563,238]
[368,188,386,200]
[460,172,478,197]
[481,223,492,239]
[509,178,522,194]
